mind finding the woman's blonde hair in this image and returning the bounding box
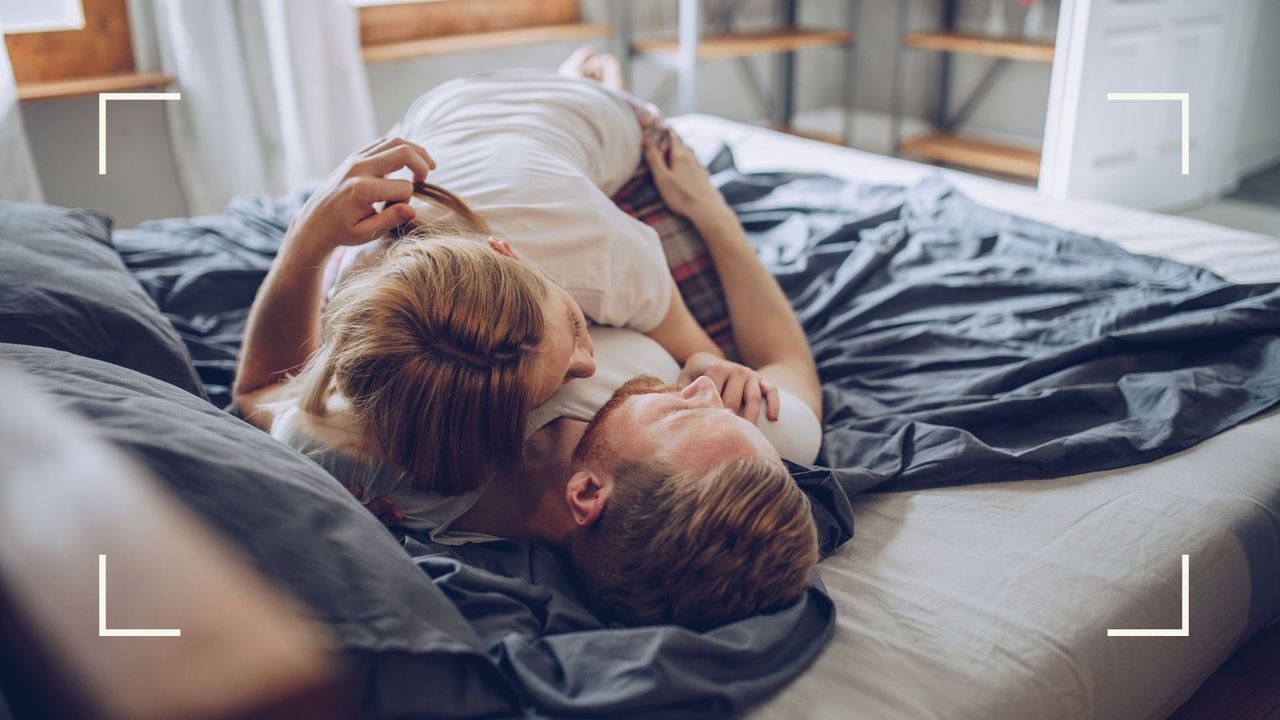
[292,183,549,496]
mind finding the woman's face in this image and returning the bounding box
[486,238,595,406]
[532,279,596,405]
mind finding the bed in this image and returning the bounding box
[3,113,1276,719]
[669,114,1280,720]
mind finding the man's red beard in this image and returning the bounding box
[571,375,678,466]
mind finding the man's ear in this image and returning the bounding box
[565,470,612,528]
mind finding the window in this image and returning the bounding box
[3,0,172,101]
[0,0,84,34]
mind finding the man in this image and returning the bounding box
[450,374,820,627]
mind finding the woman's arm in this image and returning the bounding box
[233,137,435,429]
[642,132,822,420]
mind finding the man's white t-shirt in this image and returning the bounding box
[387,69,674,331]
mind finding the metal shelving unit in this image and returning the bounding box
[890,0,1055,179]
[617,0,861,145]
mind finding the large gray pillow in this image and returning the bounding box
[0,202,205,398]
[2,344,513,718]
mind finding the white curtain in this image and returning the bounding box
[0,17,44,202]
[130,0,377,215]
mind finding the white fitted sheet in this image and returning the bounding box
[669,115,1280,720]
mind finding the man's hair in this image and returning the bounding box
[566,456,819,627]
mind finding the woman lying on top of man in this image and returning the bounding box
[234,48,825,629]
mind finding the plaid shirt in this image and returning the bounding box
[610,122,739,360]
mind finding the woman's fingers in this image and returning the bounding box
[704,365,730,395]
[351,201,415,241]
[355,144,433,182]
[351,176,414,207]
[721,372,747,415]
[363,136,436,172]
[762,379,781,422]
[741,378,763,424]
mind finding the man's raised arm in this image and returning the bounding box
[643,132,821,420]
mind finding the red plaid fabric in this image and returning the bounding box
[610,115,739,359]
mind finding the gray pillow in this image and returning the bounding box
[0,202,205,398]
[2,344,513,717]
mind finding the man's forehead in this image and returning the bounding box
[661,408,777,468]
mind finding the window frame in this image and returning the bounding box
[4,0,134,85]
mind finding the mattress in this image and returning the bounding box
[669,114,1280,720]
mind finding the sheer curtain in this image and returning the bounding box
[130,0,377,215]
[0,21,44,202]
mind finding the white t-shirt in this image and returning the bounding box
[270,396,500,545]
[528,327,823,465]
[386,69,674,332]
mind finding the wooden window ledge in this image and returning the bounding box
[17,72,175,102]
[362,22,610,63]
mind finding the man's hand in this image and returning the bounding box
[642,130,731,221]
[679,351,781,424]
[286,136,436,261]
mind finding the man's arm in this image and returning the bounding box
[643,133,821,419]
[233,137,435,429]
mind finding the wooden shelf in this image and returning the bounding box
[17,72,175,102]
[632,28,852,61]
[899,132,1041,179]
[362,22,610,63]
[905,31,1054,63]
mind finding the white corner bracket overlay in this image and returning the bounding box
[1107,554,1190,637]
[1105,92,1190,175]
[98,554,181,637]
[98,92,182,175]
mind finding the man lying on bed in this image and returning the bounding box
[235,53,824,628]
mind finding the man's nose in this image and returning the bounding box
[680,375,723,408]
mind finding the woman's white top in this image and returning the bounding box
[528,327,823,465]
[386,69,674,332]
[270,397,501,545]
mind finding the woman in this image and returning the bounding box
[233,56,780,530]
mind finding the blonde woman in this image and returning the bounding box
[233,61,787,536]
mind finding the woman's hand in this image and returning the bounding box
[642,130,731,221]
[678,351,780,424]
[286,136,436,261]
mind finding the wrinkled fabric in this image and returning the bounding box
[0,201,205,397]
[704,146,1280,496]
[116,191,306,409]
[403,537,836,719]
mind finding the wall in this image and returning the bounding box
[21,93,188,227]
[23,0,1265,226]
